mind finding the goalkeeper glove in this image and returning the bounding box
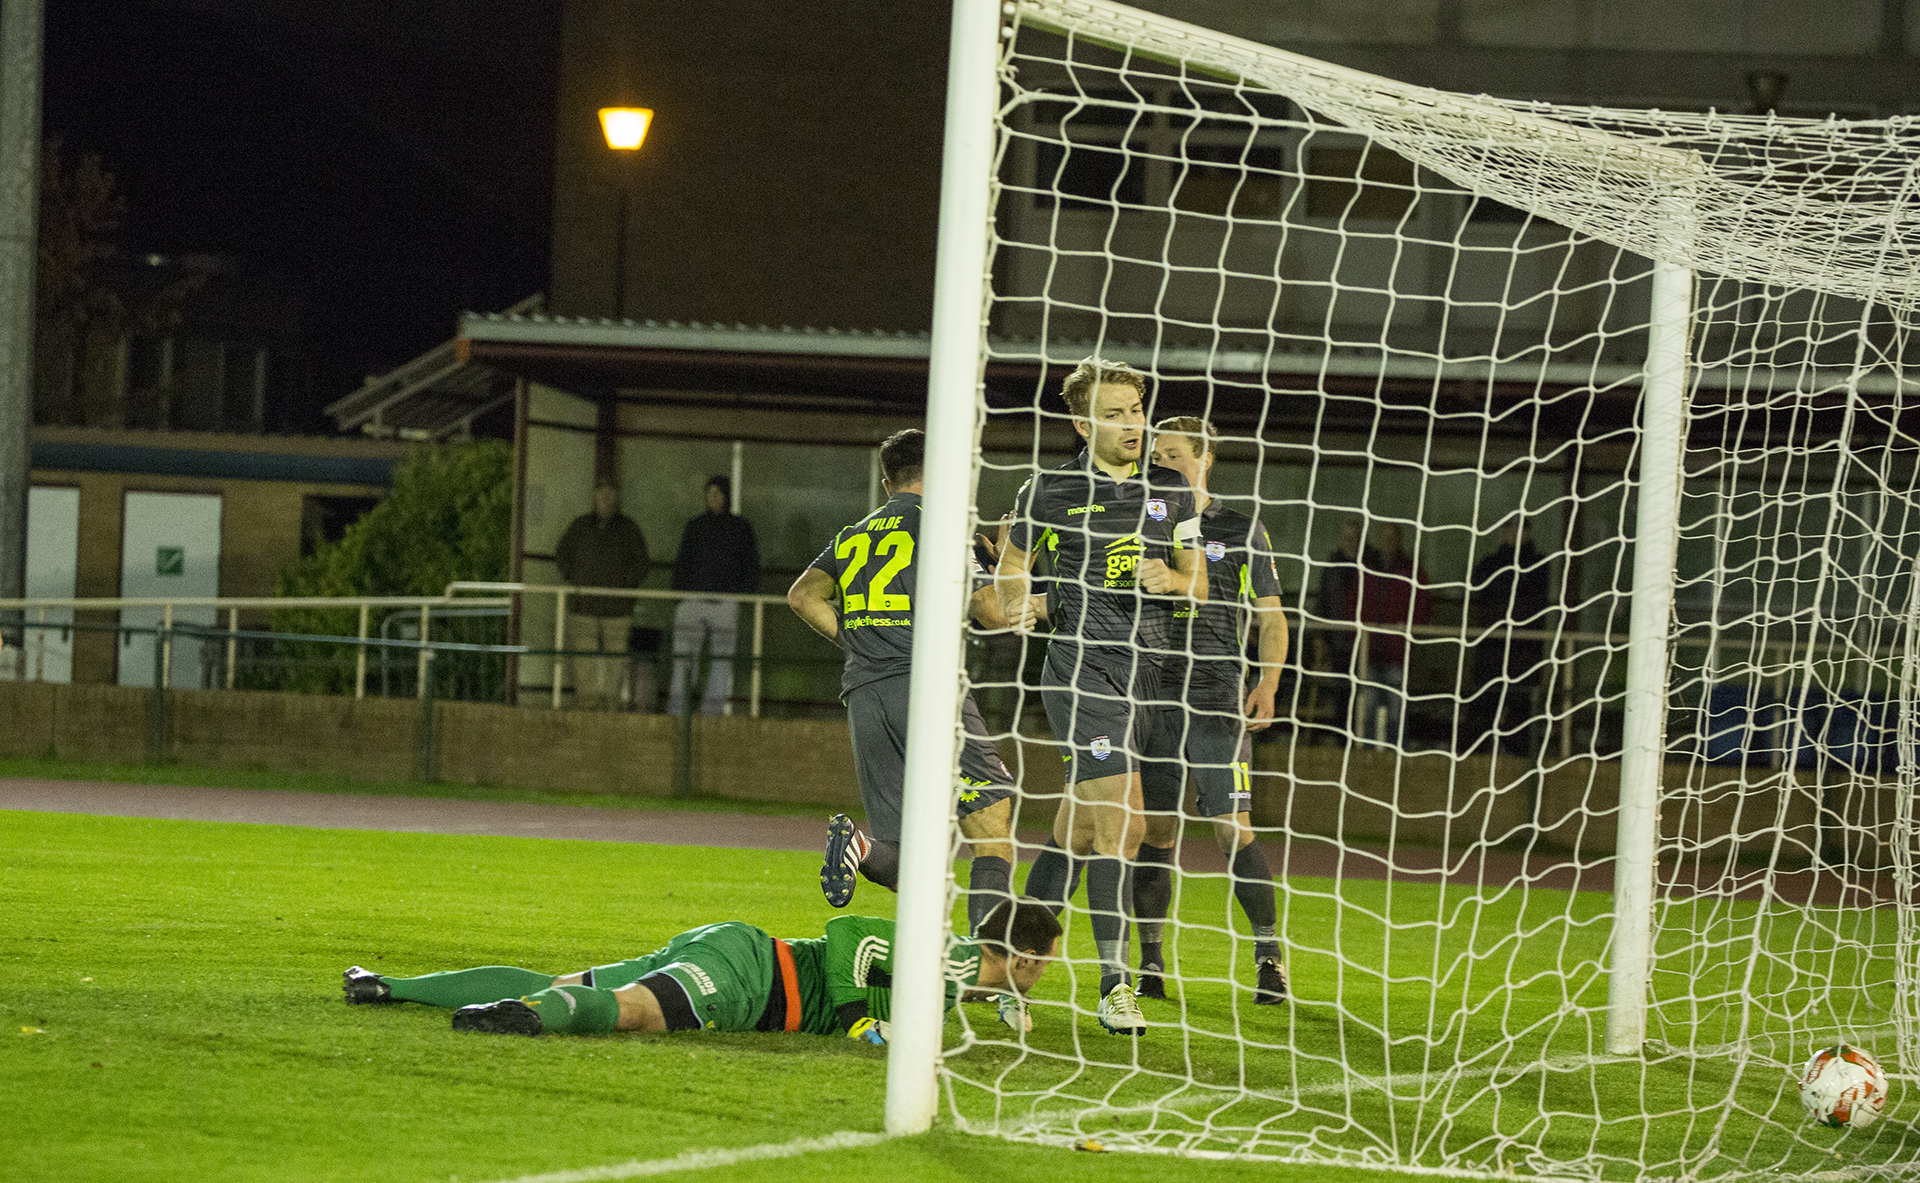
[995,993,1032,1034]
[847,1017,891,1045]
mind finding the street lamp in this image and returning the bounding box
[599,107,652,320]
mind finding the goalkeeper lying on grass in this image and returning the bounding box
[342,899,1060,1043]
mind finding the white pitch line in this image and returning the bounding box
[475,1130,890,1183]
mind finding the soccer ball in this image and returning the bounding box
[1798,1044,1888,1129]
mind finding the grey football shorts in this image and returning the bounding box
[1038,647,1172,786]
[1139,700,1255,818]
[846,674,1013,844]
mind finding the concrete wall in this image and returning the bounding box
[1,680,1885,870]
[1251,743,1853,868]
[547,0,1920,348]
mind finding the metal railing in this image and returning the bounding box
[2,589,1895,763]
[0,595,511,697]
[441,582,789,715]
[1293,614,1902,764]
[0,584,798,717]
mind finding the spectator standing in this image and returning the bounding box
[554,477,650,710]
[1465,518,1552,755]
[1350,522,1430,747]
[666,475,761,716]
[1314,517,1373,744]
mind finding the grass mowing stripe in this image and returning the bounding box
[10,806,1912,1180]
[480,1131,890,1183]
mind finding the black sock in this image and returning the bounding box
[861,840,900,891]
[1086,856,1129,994]
[1231,843,1281,961]
[967,855,1012,935]
[1023,839,1075,910]
[1132,843,1174,954]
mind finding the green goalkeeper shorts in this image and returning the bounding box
[589,921,776,1032]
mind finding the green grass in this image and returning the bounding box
[946,864,1920,1179]
[4,804,1917,1181]
[1,809,1423,1183]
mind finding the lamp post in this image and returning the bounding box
[599,107,652,320]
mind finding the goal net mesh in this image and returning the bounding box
[944,0,1920,1176]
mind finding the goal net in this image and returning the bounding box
[933,0,1920,1176]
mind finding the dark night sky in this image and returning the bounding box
[40,0,559,434]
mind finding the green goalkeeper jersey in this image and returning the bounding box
[787,915,982,1034]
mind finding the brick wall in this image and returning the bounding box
[0,681,1868,868]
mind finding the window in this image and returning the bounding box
[1029,91,1149,209]
[302,495,380,556]
[1303,145,1418,221]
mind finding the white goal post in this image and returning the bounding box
[885,0,1002,1138]
[891,0,1920,1175]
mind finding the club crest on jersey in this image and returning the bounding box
[1090,735,1112,760]
[1145,498,1167,521]
[1205,540,1227,562]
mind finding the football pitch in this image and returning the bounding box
[2,800,1911,1181]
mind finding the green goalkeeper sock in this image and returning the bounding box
[521,984,621,1035]
[384,966,556,1009]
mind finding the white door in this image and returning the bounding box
[119,492,222,688]
[25,486,80,683]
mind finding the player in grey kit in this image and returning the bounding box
[994,359,1207,1036]
[787,429,1020,939]
[1134,417,1290,1005]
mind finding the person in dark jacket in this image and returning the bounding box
[1464,518,1552,756]
[554,477,650,710]
[1350,522,1430,748]
[666,475,761,716]
[1314,517,1373,745]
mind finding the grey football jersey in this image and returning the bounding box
[809,492,923,696]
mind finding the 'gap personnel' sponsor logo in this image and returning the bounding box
[1103,535,1143,586]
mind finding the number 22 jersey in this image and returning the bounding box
[808,491,925,697]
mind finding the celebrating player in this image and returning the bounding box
[341,898,1061,1041]
[786,428,1021,936]
[1134,417,1290,1005]
[994,358,1206,1036]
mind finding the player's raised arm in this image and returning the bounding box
[786,566,840,643]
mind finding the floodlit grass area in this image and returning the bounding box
[948,865,1917,1179]
[4,803,1915,1181]
[3,809,1421,1183]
